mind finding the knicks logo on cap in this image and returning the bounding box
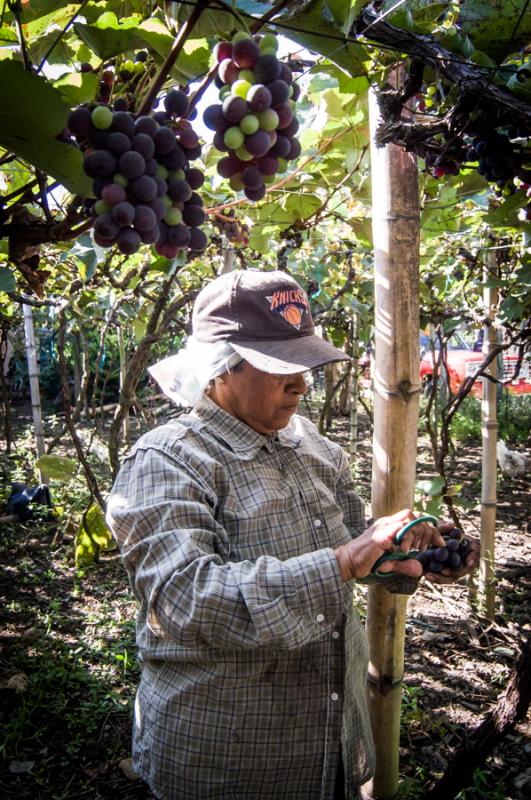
[267,288,309,330]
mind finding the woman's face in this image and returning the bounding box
[208,361,308,434]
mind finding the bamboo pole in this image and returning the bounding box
[117,323,130,446]
[479,247,498,619]
[363,85,421,800]
[349,310,359,460]
[22,302,47,483]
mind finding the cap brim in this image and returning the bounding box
[231,334,350,374]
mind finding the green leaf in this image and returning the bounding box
[0,60,92,195]
[35,454,78,481]
[0,266,16,292]
[136,20,210,82]
[75,503,116,567]
[20,0,74,23]
[53,71,99,105]
[281,0,368,79]
[416,476,445,497]
[68,233,100,280]
[459,0,531,60]
[74,14,143,60]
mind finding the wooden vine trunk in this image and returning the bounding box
[363,86,421,799]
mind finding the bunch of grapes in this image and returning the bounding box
[416,527,471,574]
[216,209,250,246]
[464,131,523,192]
[203,31,301,201]
[67,89,207,257]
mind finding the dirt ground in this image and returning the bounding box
[0,405,529,799]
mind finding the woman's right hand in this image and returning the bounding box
[334,509,446,583]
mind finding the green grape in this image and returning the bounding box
[164,207,183,226]
[224,126,245,149]
[156,164,169,180]
[277,157,287,173]
[113,174,128,187]
[91,105,113,130]
[94,199,111,214]
[234,145,253,162]
[238,69,255,84]
[259,33,278,53]
[232,31,252,44]
[257,109,279,132]
[240,114,259,135]
[232,80,252,99]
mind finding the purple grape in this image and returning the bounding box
[140,225,161,244]
[113,97,129,111]
[179,128,199,150]
[166,223,191,247]
[244,184,266,201]
[219,58,239,85]
[168,179,192,202]
[154,126,176,155]
[184,144,202,161]
[269,135,291,158]
[144,158,158,177]
[107,131,131,156]
[291,82,301,101]
[222,95,247,124]
[242,166,263,189]
[119,151,146,180]
[446,538,459,552]
[135,116,159,137]
[92,177,112,197]
[447,552,462,569]
[259,155,279,176]
[163,146,186,171]
[280,117,299,137]
[182,204,205,227]
[247,84,272,113]
[448,528,462,540]
[434,547,449,562]
[101,183,126,205]
[87,129,109,148]
[213,130,229,152]
[111,201,135,226]
[155,177,168,197]
[185,168,204,190]
[117,227,141,255]
[459,539,470,556]
[111,111,135,137]
[188,227,208,251]
[286,138,301,161]
[131,175,158,202]
[84,150,117,178]
[133,205,157,232]
[245,130,271,158]
[217,155,242,178]
[267,79,290,107]
[94,214,119,240]
[276,103,293,129]
[429,561,443,573]
[188,192,203,207]
[164,89,189,117]
[254,54,281,84]
[67,107,92,137]
[232,39,259,69]
[279,63,293,84]
[153,111,169,125]
[132,133,155,159]
[203,104,225,130]
[149,197,166,221]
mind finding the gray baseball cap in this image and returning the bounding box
[192,269,349,374]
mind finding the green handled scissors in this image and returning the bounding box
[370,514,438,578]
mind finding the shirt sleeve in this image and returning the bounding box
[334,447,367,538]
[107,444,346,651]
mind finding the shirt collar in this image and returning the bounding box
[192,393,301,459]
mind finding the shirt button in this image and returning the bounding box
[316,613,325,623]
[314,518,322,527]
[331,692,339,702]
[332,631,340,640]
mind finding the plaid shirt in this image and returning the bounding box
[107,394,375,800]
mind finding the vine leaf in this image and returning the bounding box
[0,60,92,196]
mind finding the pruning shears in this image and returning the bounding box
[370,514,438,578]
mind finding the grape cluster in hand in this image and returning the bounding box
[68,91,207,257]
[416,527,471,574]
[204,31,301,201]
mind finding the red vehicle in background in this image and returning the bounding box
[419,331,531,397]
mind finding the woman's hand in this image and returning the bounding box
[424,534,481,584]
[334,509,445,583]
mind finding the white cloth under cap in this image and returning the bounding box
[148,337,242,407]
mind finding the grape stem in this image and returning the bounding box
[137,0,208,117]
